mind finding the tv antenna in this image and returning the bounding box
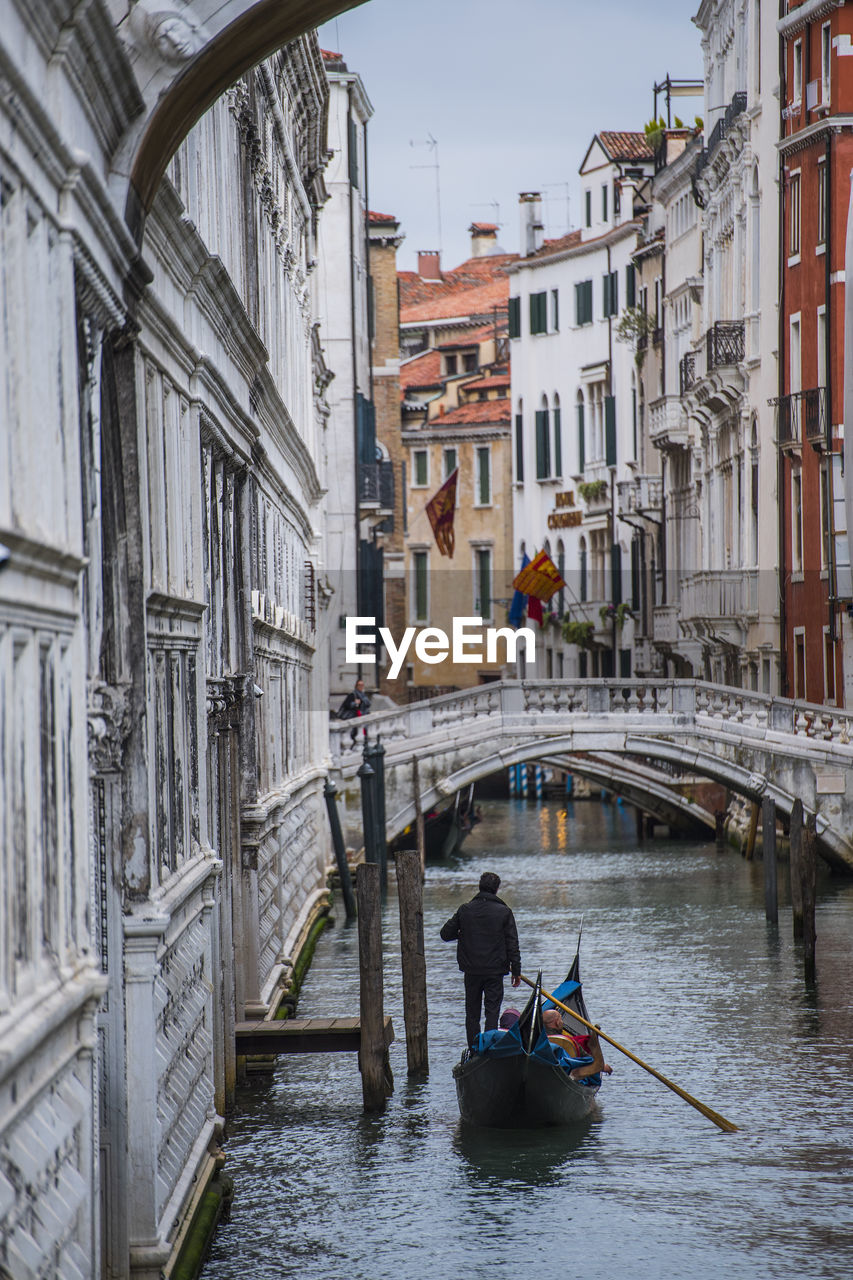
[410,134,442,251]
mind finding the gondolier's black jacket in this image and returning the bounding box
[440,891,521,977]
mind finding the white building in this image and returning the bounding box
[315,50,383,703]
[0,9,339,1276]
[509,133,656,678]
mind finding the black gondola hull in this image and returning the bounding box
[452,1048,600,1128]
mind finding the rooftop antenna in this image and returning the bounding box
[410,134,442,252]
[470,199,502,227]
[540,181,572,235]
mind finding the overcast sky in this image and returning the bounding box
[319,0,704,272]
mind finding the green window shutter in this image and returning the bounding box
[583,280,593,324]
[535,410,550,478]
[575,283,583,326]
[611,542,622,606]
[530,292,547,334]
[631,537,641,611]
[577,402,585,472]
[348,115,359,189]
[626,263,636,308]
[552,289,559,332]
[414,551,428,620]
[515,414,524,482]
[610,271,618,314]
[602,273,610,317]
[477,447,490,504]
[508,296,521,338]
[605,395,617,466]
[553,407,562,477]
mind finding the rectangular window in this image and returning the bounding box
[790,316,802,393]
[551,288,559,332]
[474,548,492,620]
[824,627,836,702]
[602,184,608,222]
[614,182,621,217]
[553,406,562,478]
[817,163,827,247]
[792,469,803,572]
[476,446,491,505]
[817,308,827,388]
[515,414,524,483]
[402,460,407,533]
[822,23,832,105]
[575,279,593,325]
[577,400,585,472]
[794,628,806,700]
[535,409,550,479]
[530,291,548,335]
[443,447,457,480]
[605,395,617,466]
[820,461,831,570]
[603,271,619,318]
[631,537,641,611]
[631,386,638,460]
[463,352,477,372]
[793,39,803,105]
[789,172,801,258]
[413,551,428,622]
[348,114,359,189]
[585,189,592,228]
[611,541,622,605]
[626,263,636,308]
[445,353,458,375]
[508,295,521,339]
[413,449,428,487]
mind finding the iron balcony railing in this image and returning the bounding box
[358,460,395,509]
[693,91,747,202]
[679,351,696,396]
[775,387,827,452]
[706,321,744,370]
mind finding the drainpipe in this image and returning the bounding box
[348,85,362,679]
[825,132,837,642]
[777,7,788,697]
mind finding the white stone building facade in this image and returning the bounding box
[0,6,340,1277]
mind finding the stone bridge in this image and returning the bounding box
[329,680,853,872]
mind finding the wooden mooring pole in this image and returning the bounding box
[745,801,759,860]
[356,862,391,1111]
[412,756,426,875]
[789,798,804,941]
[802,813,817,983]
[324,778,357,920]
[395,849,429,1076]
[762,796,777,925]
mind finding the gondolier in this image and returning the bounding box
[440,871,521,1047]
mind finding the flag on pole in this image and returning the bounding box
[508,553,530,627]
[425,468,458,558]
[526,594,544,627]
[511,549,566,602]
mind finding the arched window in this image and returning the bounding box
[553,392,562,478]
[579,536,588,602]
[536,394,551,479]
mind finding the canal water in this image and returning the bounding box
[204,797,853,1280]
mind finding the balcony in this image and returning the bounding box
[653,604,680,645]
[649,395,690,452]
[617,475,662,521]
[776,387,827,453]
[679,352,696,396]
[358,460,394,511]
[680,569,758,631]
[706,321,744,371]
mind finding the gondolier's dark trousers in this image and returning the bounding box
[464,972,504,1046]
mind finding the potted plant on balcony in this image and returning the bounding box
[561,617,595,649]
[578,479,608,503]
[599,602,633,628]
[615,305,657,369]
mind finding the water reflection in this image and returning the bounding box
[452,1114,600,1189]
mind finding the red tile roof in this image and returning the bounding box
[369,210,398,224]
[599,131,654,162]
[399,250,518,324]
[469,222,498,233]
[400,348,442,392]
[321,48,343,61]
[462,373,510,391]
[430,400,511,427]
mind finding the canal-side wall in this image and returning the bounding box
[0,13,336,1279]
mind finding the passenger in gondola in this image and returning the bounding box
[542,1008,612,1078]
[440,871,522,1047]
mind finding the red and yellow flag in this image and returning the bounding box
[511,549,566,603]
[426,468,458,558]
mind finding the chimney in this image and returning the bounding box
[469,222,498,258]
[519,192,544,256]
[418,250,442,281]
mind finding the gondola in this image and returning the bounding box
[423,785,480,859]
[452,955,604,1128]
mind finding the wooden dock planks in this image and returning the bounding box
[234,1015,394,1056]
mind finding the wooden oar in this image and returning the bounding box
[520,974,739,1134]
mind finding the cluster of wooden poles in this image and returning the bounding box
[744,795,818,983]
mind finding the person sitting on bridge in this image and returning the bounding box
[440,871,521,1047]
[542,1007,612,1079]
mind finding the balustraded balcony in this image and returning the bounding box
[358,460,395,510]
[680,569,758,625]
[649,395,689,451]
[616,475,662,519]
[706,321,744,370]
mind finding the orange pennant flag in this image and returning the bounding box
[511,549,566,603]
[426,468,458,558]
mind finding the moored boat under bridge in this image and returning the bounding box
[329,680,853,873]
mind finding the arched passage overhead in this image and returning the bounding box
[120,0,367,241]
